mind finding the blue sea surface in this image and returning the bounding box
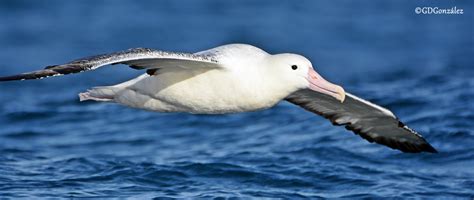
[0,0,473,198]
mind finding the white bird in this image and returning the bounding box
[0,44,437,153]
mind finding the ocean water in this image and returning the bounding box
[0,0,473,198]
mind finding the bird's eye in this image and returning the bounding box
[291,65,298,70]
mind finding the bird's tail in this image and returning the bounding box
[79,86,119,102]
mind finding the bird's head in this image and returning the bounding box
[269,53,346,102]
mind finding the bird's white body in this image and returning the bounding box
[82,44,303,113]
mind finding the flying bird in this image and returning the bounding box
[0,44,437,153]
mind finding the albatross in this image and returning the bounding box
[0,44,437,153]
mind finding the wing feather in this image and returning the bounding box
[0,48,220,81]
[285,89,437,153]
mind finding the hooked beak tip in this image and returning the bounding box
[337,86,346,103]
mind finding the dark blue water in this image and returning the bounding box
[0,0,473,198]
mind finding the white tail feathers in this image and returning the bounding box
[78,87,118,102]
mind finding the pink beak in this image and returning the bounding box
[307,68,346,103]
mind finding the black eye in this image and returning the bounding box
[291,65,298,70]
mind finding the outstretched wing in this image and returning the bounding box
[0,48,221,81]
[285,89,437,153]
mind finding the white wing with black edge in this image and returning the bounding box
[0,48,221,81]
[285,89,437,153]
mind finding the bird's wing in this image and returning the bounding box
[285,89,437,153]
[0,48,221,81]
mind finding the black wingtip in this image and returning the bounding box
[0,69,60,82]
[0,75,26,82]
[423,143,438,153]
